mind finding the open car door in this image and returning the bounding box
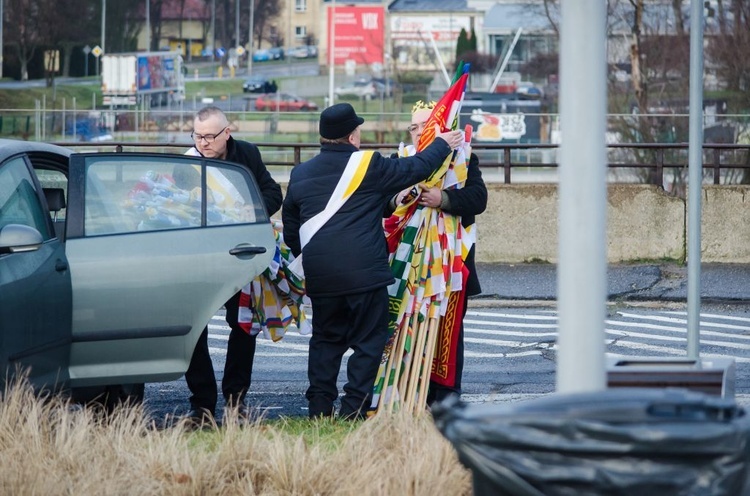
[64,153,274,388]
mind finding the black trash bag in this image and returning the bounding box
[432,388,750,496]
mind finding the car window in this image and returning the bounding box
[0,156,51,240]
[82,155,268,236]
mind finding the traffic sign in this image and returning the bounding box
[92,45,103,58]
[236,46,245,56]
[83,45,92,55]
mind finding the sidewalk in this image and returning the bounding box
[473,262,750,303]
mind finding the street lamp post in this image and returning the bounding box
[235,0,240,51]
[247,0,255,74]
[328,0,336,106]
[211,0,216,62]
[1,0,4,79]
[145,0,151,51]
[101,0,106,54]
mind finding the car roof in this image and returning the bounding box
[0,139,72,161]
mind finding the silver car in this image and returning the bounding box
[0,140,274,404]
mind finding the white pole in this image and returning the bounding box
[235,0,240,51]
[428,33,450,86]
[0,0,3,79]
[211,0,216,62]
[556,0,607,393]
[145,0,151,51]
[328,0,336,106]
[489,28,522,93]
[101,0,106,54]
[247,0,254,73]
[687,0,704,359]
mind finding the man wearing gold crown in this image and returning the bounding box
[388,100,488,406]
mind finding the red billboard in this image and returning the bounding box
[328,5,385,66]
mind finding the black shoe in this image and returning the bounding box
[182,408,216,430]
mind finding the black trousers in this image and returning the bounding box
[306,287,390,419]
[185,291,257,415]
[427,299,468,405]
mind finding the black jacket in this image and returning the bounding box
[224,137,283,215]
[385,152,487,296]
[443,153,487,296]
[282,138,453,298]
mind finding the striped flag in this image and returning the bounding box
[372,63,473,413]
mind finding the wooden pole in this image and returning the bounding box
[416,316,441,410]
[403,306,431,413]
[379,311,411,412]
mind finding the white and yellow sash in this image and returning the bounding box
[288,150,374,278]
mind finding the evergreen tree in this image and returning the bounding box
[456,28,470,60]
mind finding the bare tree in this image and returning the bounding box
[5,0,45,80]
[107,0,143,52]
[42,0,99,79]
[149,0,166,51]
[252,0,282,48]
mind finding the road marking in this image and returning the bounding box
[616,311,750,334]
[467,311,558,320]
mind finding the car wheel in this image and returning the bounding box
[70,383,145,412]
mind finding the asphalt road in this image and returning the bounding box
[142,299,750,426]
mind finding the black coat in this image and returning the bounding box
[385,152,487,296]
[224,137,283,216]
[282,139,453,298]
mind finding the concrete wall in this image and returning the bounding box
[475,184,750,263]
[700,186,750,263]
[277,182,750,263]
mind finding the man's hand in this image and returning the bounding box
[417,185,443,209]
[435,126,463,149]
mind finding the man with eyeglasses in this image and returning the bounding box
[183,106,282,426]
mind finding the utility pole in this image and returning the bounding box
[235,0,240,50]
[101,0,106,54]
[0,0,4,79]
[211,0,216,61]
[145,0,151,51]
[247,0,255,74]
[328,0,336,106]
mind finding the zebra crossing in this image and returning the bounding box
[207,307,750,363]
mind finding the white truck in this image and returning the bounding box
[101,51,185,106]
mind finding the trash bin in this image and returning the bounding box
[432,388,750,496]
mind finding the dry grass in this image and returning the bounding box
[0,380,471,495]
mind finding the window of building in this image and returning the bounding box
[295,26,307,40]
[295,0,306,12]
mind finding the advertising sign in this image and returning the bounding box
[328,6,385,66]
[137,54,179,93]
[390,15,471,44]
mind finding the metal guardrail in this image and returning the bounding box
[52,141,750,186]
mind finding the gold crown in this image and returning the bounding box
[411,100,436,114]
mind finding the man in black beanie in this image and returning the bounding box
[282,102,463,419]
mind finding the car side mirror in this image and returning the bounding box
[0,224,44,254]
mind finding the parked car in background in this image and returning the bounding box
[335,78,392,100]
[243,76,274,93]
[0,139,274,406]
[334,79,378,100]
[268,47,285,60]
[288,45,318,59]
[252,49,271,62]
[254,93,319,112]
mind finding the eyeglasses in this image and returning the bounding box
[408,121,427,133]
[191,126,227,143]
